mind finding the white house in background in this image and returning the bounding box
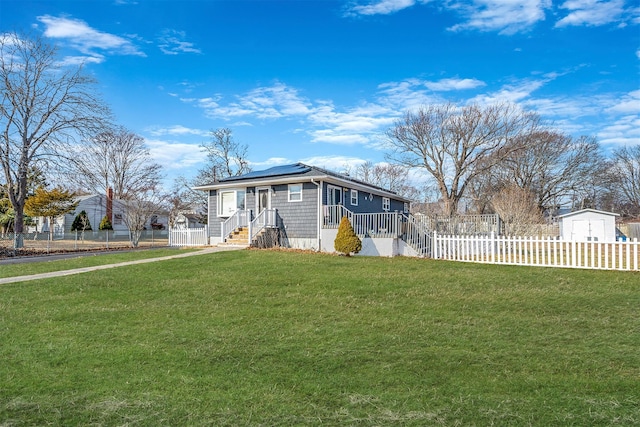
[174,212,205,229]
[558,208,620,242]
[30,192,168,237]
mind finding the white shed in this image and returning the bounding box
[558,209,619,242]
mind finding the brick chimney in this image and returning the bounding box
[106,187,113,223]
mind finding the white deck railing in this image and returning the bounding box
[222,209,250,241]
[402,214,432,256]
[168,227,209,247]
[323,205,401,237]
[433,232,639,271]
[250,209,277,241]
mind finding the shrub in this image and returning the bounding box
[334,216,362,256]
[71,210,92,231]
[99,215,113,230]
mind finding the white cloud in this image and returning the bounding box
[467,78,547,105]
[345,0,420,16]
[37,15,145,57]
[300,155,368,171]
[607,89,640,114]
[194,82,312,120]
[447,0,552,35]
[555,0,626,27]
[157,29,201,55]
[146,125,210,137]
[597,115,640,146]
[424,77,486,91]
[145,139,204,170]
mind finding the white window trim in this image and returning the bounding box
[218,188,246,217]
[382,197,390,212]
[350,189,358,206]
[288,183,303,202]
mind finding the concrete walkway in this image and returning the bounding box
[0,246,242,285]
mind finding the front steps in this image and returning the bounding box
[219,227,250,247]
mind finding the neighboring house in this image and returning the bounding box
[30,192,168,237]
[194,163,416,254]
[558,208,620,242]
[174,212,206,229]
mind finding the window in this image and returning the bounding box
[113,213,123,225]
[382,197,390,211]
[218,189,246,217]
[350,189,358,206]
[404,202,409,213]
[288,184,303,202]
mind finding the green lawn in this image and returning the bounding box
[1,249,638,426]
[0,247,195,279]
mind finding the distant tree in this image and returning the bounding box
[605,144,640,217]
[99,215,113,231]
[168,176,207,227]
[121,186,166,247]
[71,210,92,231]
[63,127,162,199]
[334,216,362,256]
[0,32,109,240]
[348,161,422,201]
[490,185,544,236]
[486,131,604,213]
[187,128,251,222]
[386,102,541,216]
[24,187,78,240]
[196,128,251,184]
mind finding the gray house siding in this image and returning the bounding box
[208,190,221,237]
[208,184,318,241]
[273,182,318,239]
[321,182,405,214]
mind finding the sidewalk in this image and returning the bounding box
[0,246,241,285]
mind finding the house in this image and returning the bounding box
[174,212,206,229]
[558,208,620,242]
[194,163,422,255]
[30,190,168,237]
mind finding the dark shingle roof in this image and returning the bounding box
[219,163,311,182]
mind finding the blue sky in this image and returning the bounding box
[2,0,639,186]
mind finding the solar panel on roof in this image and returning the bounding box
[219,163,311,181]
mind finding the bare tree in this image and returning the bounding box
[120,186,167,247]
[606,145,640,217]
[196,128,251,184]
[64,127,162,199]
[0,32,110,237]
[386,102,540,216]
[490,185,544,236]
[345,161,422,201]
[498,132,604,213]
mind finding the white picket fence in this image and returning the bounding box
[168,227,209,247]
[433,232,639,271]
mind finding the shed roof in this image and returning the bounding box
[557,208,620,219]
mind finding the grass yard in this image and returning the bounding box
[0,249,638,426]
[0,247,194,279]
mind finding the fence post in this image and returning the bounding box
[432,231,437,259]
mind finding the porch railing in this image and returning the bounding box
[222,209,250,241]
[401,213,432,256]
[323,205,403,238]
[250,209,277,241]
[322,205,434,256]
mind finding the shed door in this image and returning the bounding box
[571,219,605,241]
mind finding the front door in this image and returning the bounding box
[257,187,271,213]
[328,185,342,205]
